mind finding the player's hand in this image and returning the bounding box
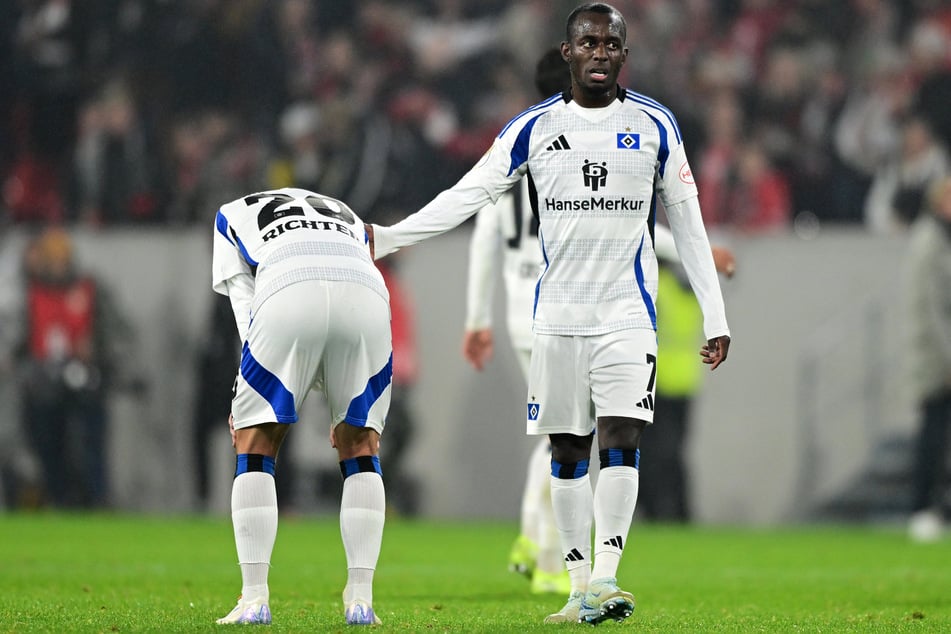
[228,414,236,448]
[365,223,375,259]
[712,246,736,278]
[462,329,494,371]
[701,335,731,370]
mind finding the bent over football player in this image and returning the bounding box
[212,187,391,626]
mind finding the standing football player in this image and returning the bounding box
[212,188,391,626]
[369,3,730,624]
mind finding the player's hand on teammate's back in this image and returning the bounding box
[700,335,731,370]
[365,224,375,259]
[462,329,494,371]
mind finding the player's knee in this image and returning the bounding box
[549,432,593,465]
[597,416,645,450]
[333,422,380,460]
[233,422,287,455]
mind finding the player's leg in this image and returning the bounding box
[527,333,595,622]
[543,431,595,623]
[218,422,289,625]
[908,390,951,541]
[579,329,654,625]
[528,437,571,594]
[509,347,541,578]
[218,283,324,625]
[322,282,391,626]
[333,423,385,625]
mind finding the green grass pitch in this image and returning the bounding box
[1,513,950,632]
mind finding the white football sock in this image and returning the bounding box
[591,466,638,580]
[520,438,551,544]
[533,442,563,575]
[231,471,278,601]
[340,471,386,604]
[550,473,593,592]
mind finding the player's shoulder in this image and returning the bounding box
[620,88,684,142]
[497,93,566,140]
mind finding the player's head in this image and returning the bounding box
[562,3,628,106]
[535,47,570,98]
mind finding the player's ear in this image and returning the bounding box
[560,41,571,63]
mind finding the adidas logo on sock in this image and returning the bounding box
[546,135,571,151]
[564,548,585,562]
[636,394,654,411]
[603,536,624,549]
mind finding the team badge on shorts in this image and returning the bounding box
[527,402,540,421]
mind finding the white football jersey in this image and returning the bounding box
[212,187,388,329]
[465,178,684,351]
[375,88,728,339]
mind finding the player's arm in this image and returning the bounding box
[665,195,731,369]
[212,208,255,341]
[655,223,735,278]
[371,136,524,259]
[462,199,506,371]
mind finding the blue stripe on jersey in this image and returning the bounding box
[643,111,670,178]
[626,89,682,144]
[509,114,544,177]
[215,210,235,245]
[498,93,562,137]
[234,233,258,268]
[634,235,657,331]
[217,210,259,267]
[533,229,550,321]
[240,342,297,422]
[345,353,393,425]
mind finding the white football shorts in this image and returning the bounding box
[526,328,658,436]
[231,279,392,433]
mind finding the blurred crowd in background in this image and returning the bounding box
[1,0,950,234]
[2,0,951,515]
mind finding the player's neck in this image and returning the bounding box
[571,84,620,109]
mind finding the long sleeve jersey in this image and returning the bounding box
[465,176,683,351]
[375,88,729,340]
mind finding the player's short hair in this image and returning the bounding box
[565,3,627,43]
[535,48,570,97]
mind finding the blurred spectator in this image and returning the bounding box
[267,101,322,192]
[903,175,951,542]
[4,0,951,230]
[2,148,66,225]
[72,80,167,225]
[0,232,41,508]
[730,140,793,232]
[908,16,951,152]
[166,110,271,224]
[10,0,92,170]
[16,226,143,508]
[834,45,912,183]
[863,114,949,233]
[696,90,744,228]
